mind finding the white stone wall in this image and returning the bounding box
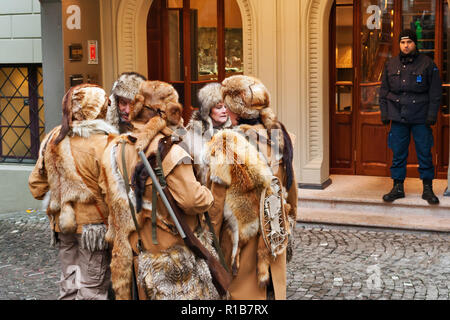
[0,0,42,63]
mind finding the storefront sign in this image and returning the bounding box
[366,5,381,30]
[66,5,81,30]
[88,40,98,64]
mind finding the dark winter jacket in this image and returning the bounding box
[379,52,442,124]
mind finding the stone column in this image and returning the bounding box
[39,0,64,133]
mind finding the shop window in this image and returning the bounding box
[335,0,353,113]
[0,64,45,163]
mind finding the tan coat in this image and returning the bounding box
[208,124,298,300]
[29,123,115,234]
[101,127,215,300]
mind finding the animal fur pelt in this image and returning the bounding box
[43,120,117,234]
[221,75,295,190]
[137,229,220,300]
[204,129,277,286]
[101,138,138,300]
[130,80,184,151]
[81,224,109,252]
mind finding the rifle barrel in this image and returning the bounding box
[138,150,186,239]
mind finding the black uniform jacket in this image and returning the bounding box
[379,52,442,124]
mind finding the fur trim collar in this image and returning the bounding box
[70,119,119,138]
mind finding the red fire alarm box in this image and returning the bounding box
[88,40,98,64]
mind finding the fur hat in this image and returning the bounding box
[131,80,180,122]
[198,82,223,122]
[130,80,184,151]
[222,75,278,129]
[54,84,109,145]
[106,72,147,129]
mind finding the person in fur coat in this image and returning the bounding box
[106,72,147,133]
[208,75,298,300]
[183,82,232,185]
[28,84,119,300]
[100,80,218,300]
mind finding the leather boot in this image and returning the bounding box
[383,179,405,202]
[422,179,439,205]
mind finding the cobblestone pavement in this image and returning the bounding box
[287,223,450,300]
[0,210,59,300]
[1,210,449,300]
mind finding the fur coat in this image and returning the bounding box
[100,80,217,300]
[28,119,118,250]
[203,123,297,299]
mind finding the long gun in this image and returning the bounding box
[137,150,231,297]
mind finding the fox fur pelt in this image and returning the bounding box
[204,129,277,286]
[101,122,164,300]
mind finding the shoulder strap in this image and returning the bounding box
[120,140,144,252]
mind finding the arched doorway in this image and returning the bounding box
[330,0,450,178]
[147,0,244,122]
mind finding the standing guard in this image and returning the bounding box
[380,29,442,205]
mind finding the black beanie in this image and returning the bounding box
[399,29,417,44]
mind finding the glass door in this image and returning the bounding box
[401,1,439,177]
[355,0,394,176]
[437,0,450,178]
[330,0,355,174]
[147,0,243,122]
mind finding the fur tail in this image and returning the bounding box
[279,122,294,190]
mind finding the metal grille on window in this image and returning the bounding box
[0,65,45,163]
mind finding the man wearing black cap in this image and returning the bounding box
[379,29,442,205]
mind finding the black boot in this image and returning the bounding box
[383,179,405,202]
[422,179,439,205]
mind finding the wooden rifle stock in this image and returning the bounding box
[137,150,231,297]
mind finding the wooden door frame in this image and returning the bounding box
[436,0,448,179]
[329,2,356,175]
[152,0,232,123]
[352,0,360,174]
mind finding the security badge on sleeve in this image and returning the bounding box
[416,74,423,83]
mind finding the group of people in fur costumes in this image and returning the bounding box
[28,72,298,300]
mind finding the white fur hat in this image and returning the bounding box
[106,72,146,129]
[198,82,223,122]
